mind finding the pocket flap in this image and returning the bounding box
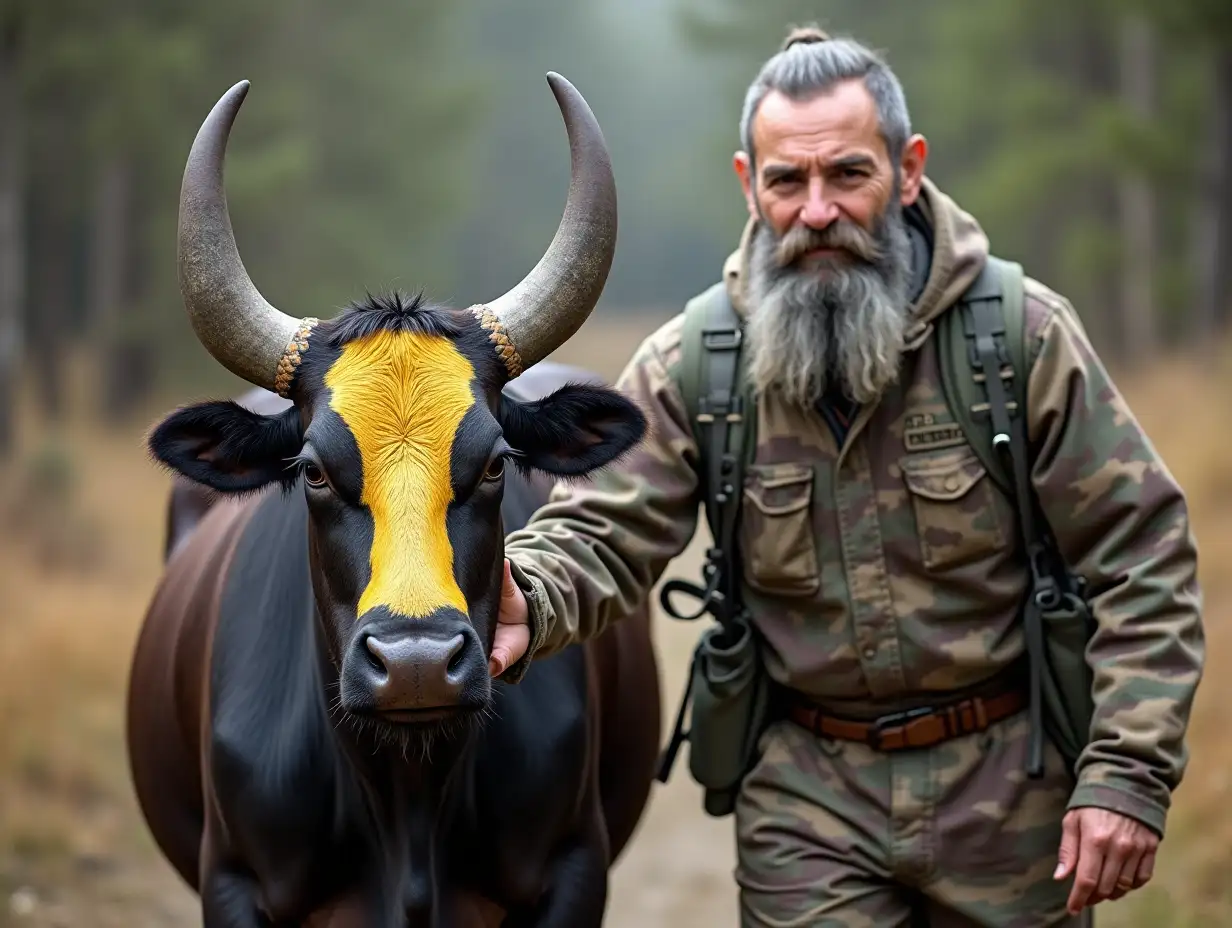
[900,451,986,502]
[744,463,814,516]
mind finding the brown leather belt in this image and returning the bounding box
[788,687,1027,752]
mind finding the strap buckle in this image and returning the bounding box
[1027,544,1062,610]
[867,706,934,751]
[697,394,743,424]
[702,327,742,351]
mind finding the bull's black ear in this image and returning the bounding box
[147,400,304,493]
[498,384,647,476]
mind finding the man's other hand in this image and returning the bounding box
[1054,807,1159,914]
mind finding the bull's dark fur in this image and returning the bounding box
[324,291,468,345]
[129,302,661,927]
[149,402,303,494]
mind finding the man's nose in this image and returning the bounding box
[798,177,840,230]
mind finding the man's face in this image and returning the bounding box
[732,78,929,409]
[735,79,924,244]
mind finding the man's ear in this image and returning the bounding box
[734,150,758,220]
[147,400,304,493]
[899,134,929,207]
[498,384,647,477]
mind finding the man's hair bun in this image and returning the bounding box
[781,25,831,51]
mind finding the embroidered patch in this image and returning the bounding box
[903,414,968,452]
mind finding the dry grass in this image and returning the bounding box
[0,326,1229,927]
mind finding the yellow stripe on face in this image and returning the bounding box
[324,329,477,619]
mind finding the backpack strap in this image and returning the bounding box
[678,283,749,544]
[939,255,1081,778]
[656,282,757,782]
[937,255,1026,499]
[661,282,754,627]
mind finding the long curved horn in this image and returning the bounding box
[473,72,617,379]
[178,80,312,396]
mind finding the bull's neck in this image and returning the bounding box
[312,605,476,919]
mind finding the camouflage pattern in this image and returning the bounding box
[735,715,1089,927]
[503,177,1203,886]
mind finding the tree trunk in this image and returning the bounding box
[26,194,70,420]
[0,17,25,458]
[1117,14,1157,365]
[87,155,146,422]
[1194,47,1232,346]
[1213,47,1232,333]
[1065,16,1121,360]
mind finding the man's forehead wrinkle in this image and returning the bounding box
[754,84,885,160]
[762,150,878,178]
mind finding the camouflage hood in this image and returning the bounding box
[720,176,991,342]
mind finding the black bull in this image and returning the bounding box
[127,371,663,926]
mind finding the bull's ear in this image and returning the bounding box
[498,384,646,476]
[147,400,304,493]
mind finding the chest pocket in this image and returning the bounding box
[900,447,1009,571]
[739,462,820,597]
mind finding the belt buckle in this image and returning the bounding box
[868,706,935,751]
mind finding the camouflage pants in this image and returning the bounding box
[734,710,1092,927]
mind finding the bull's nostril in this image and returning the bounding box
[363,636,389,680]
[446,635,466,677]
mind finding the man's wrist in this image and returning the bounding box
[1068,781,1168,839]
[499,559,552,684]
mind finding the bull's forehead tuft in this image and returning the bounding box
[324,330,476,619]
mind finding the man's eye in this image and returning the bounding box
[303,463,328,488]
[483,457,505,482]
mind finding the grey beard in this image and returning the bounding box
[744,205,913,409]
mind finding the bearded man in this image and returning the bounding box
[488,26,1204,927]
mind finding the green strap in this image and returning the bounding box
[941,255,1096,779]
[962,290,1050,777]
[657,284,755,783]
[678,283,750,548]
[937,255,1026,499]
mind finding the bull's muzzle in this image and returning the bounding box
[340,607,488,720]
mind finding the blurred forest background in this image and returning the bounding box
[1,1,1231,926]
[1,0,1230,436]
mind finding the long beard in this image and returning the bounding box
[744,202,913,409]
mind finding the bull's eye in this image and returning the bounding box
[303,462,328,489]
[483,456,505,482]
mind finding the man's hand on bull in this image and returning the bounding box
[490,559,530,677]
[1054,806,1159,914]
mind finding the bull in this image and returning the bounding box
[125,74,663,926]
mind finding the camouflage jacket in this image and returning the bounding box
[503,178,1204,837]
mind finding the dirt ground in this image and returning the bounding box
[1,320,1230,927]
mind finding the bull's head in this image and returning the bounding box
[149,77,644,734]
